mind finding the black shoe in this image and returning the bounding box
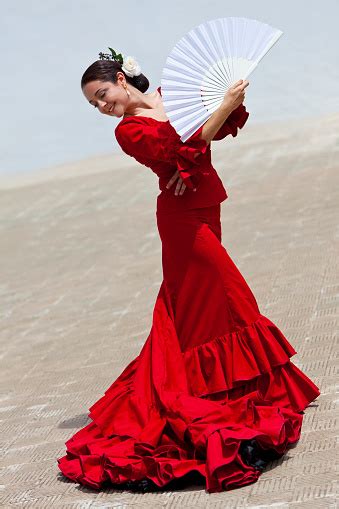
[239,439,269,470]
[252,458,268,471]
[239,439,284,470]
[249,439,285,462]
[125,473,203,493]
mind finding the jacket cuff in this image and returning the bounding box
[213,104,249,140]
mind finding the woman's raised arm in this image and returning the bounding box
[199,79,249,145]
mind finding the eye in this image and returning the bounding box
[92,91,106,108]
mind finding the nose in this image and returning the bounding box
[98,101,109,114]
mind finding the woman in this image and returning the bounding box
[57,51,321,493]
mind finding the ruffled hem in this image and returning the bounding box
[57,310,320,493]
[182,314,298,397]
[57,381,317,492]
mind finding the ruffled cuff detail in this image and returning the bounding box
[174,125,209,189]
[213,104,249,141]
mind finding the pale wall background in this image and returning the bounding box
[1,0,338,176]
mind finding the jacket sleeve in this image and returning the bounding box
[212,104,249,141]
[115,120,169,165]
[172,124,209,188]
[115,119,209,189]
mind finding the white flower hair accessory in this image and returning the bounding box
[98,47,141,78]
[121,56,141,78]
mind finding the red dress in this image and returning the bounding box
[57,87,320,493]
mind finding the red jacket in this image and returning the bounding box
[115,86,249,212]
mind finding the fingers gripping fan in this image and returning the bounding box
[160,17,283,142]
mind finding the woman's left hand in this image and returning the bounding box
[166,170,197,195]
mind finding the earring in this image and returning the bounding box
[123,84,130,97]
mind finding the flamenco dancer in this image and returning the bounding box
[57,49,321,493]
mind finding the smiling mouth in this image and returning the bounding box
[109,104,115,113]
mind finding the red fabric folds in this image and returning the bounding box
[115,117,209,190]
[182,314,297,397]
[172,125,209,189]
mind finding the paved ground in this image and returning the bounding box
[0,113,338,508]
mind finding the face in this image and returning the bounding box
[82,72,128,117]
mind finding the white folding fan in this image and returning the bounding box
[160,17,283,142]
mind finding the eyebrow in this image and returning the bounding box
[88,88,104,105]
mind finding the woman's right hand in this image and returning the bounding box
[222,79,249,112]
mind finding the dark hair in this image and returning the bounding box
[81,59,149,93]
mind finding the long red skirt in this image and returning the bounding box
[57,203,321,493]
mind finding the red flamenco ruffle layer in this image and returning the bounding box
[57,296,320,493]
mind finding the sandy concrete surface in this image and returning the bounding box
[0,113,338,508]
